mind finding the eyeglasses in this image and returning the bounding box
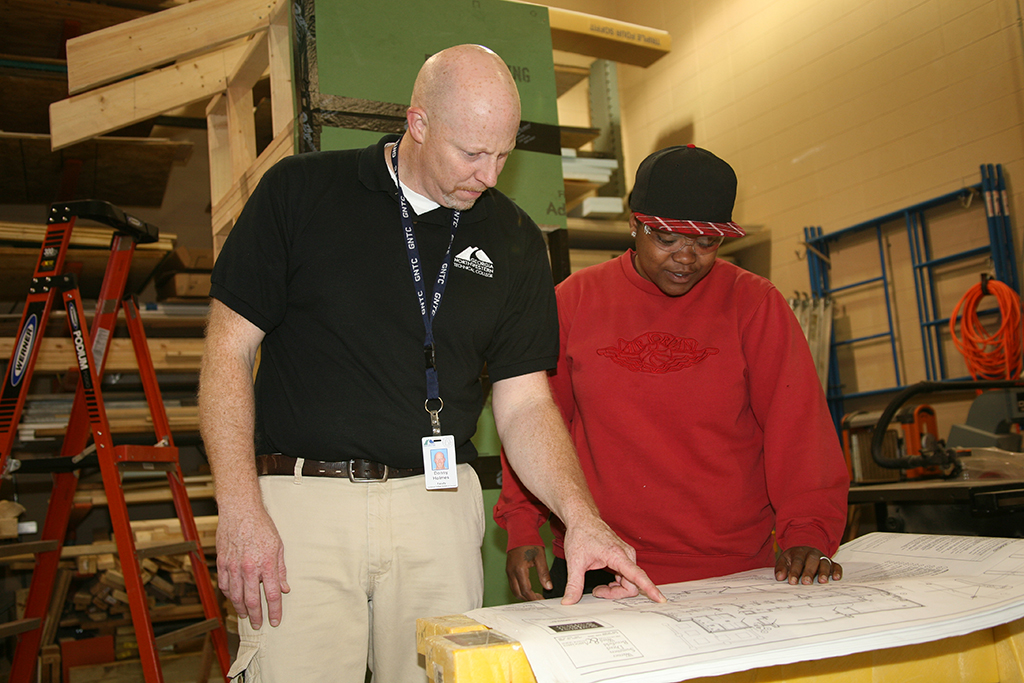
[642,225,724,255]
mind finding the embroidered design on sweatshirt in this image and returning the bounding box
[597,332,719,373]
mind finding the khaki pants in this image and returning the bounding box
[228,462,485,682]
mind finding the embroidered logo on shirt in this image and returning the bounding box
[597,332,719,373]
[454,246,494,278]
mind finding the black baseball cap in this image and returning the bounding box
[629,145,745,237]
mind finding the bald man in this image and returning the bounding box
[199,44,662,683]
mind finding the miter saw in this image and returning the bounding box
[871,380,1024,478]
[859,380,1024,537]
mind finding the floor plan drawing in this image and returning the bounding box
[469,533,1024,683]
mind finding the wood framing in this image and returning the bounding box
[49,0,296,255]
[49,42,251,150]
[49,0,667,254]
[210,119,295,253]
[64,0,277,94]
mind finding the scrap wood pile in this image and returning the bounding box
[16,516,228,647]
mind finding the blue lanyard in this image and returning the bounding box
[391,140,460,435]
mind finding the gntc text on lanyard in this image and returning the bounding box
[392,140,458,490]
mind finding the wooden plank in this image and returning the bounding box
[0,617,41,639]
[0,537,214,565]
[206,94,232,207]
[0,220,175,250]
[0,540,59,559]
[21,411,200,440]
[0,132,192,207]
[267,0,294,138]
[39,644,61,683]
[0,246,169,301]
[210,119,293,242]
[0,63,70,135]
[136,541,198,560]
[1,0,148,61]
[68,649,222,683]
[49,42,249,151]
[544,5,671,67]
[227,89,258,179]
[229,28,269,94]
[153,617,219,649]
[0,337,205,373]
[65,0,279,95]
[0,542,116,563]
[41,568,73,647]
[76,479,215,507]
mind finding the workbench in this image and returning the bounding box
[848,477,1024,536]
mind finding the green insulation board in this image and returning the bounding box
[311,0,567,229]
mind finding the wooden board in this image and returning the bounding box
[49,41,249,150]
[0,63,69,135]
[68,649,223,683]
[545,5,671,67]
[157,273,211,300]
[0,337,204,373]
[0,132,192,207]
[0,0,149,61]
[0,246,168,300]
[0,220,176,250]
[64,0,277,94]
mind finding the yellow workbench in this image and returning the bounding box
[417,613,1024,683]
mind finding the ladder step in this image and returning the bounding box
[0,618,41,639]
[120,462,176,473]
[136,540,198,559]
[113,444,180,464]
[153,617,220,650]
[0,540,59,559]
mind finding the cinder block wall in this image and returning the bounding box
[549,0,1024,432]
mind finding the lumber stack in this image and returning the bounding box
[153,247,215,302]
[15,516,220,635]
[47,0,297,255]
[0,219,177,252]
[12,395,201,443]
[0,218,176,301]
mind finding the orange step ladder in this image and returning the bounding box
[0,200,229,682]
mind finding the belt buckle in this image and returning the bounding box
[348,460,389,483]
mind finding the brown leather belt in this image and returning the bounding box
[255,453,423,482]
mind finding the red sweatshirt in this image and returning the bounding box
[494,252,849,584]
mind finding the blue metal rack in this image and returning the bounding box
[805,164,1019,431]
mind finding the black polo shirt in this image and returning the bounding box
[210,135,558,467]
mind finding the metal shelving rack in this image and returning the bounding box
[805,164,1019,430]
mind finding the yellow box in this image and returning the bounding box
[416,614,489,655]
[424,630,536,683]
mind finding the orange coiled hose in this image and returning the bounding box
[949,277,1023,380]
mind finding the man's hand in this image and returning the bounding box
[775,545,842,585]
[506,545,552,601]
[561,519,665,605]
[216,505,290,629]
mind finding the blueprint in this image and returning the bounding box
[467,533,1024,683]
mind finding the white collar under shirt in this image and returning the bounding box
[385,143,441,216]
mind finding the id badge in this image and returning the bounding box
[422,435,458,490]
